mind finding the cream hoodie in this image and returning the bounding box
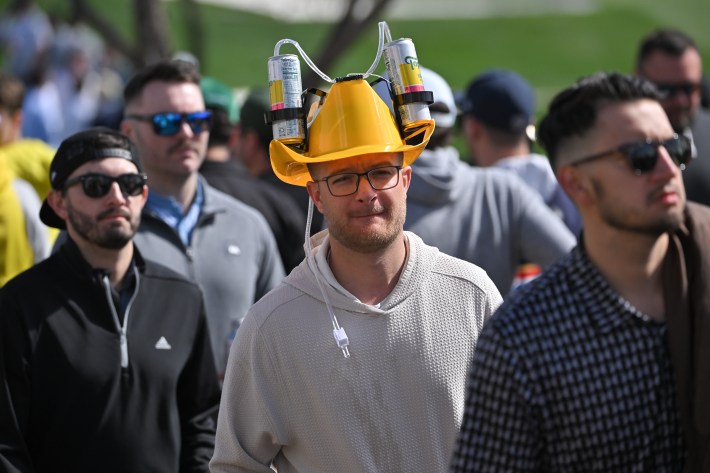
[211,231,502,473]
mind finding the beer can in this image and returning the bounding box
[382,38,431,127]
[267,54,305,145]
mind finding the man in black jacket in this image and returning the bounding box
[0,127,221,473]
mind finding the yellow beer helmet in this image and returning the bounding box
[270,76,435,186]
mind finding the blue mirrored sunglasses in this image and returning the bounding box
[126,111,212,136]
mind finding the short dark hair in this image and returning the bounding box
[0,72,25,113]
[123,59,201,105]
[636,28,697,70]
[538,72,661,167]
[207,106,232,147]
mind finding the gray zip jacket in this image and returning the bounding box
[133,180,285,377]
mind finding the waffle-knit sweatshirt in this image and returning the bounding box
[211,231,502,473]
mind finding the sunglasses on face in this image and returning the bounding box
[63,173,148,198]
[655,82,701,99]
[572,134,691,175]
[126,111,212,136]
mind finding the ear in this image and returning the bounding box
[47,189,69,223]
[400,165,412,193]
[11,110,23,130]
[462,116,483,140]
[119,119,133,138]
[557,165,594,207]
[306,180,324,213]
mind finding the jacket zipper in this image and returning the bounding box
[101,267,141,368]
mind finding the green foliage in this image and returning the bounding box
[29,0,710,107]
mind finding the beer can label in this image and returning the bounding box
[383,38,430,126]
[267,54,304,143]
[399,58,425,93]
[269,80,285,110]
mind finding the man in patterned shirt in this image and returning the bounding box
[450,72,710,472]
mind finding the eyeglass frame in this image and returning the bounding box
[63,172,148,198]
[314,165,403,197]
[570,134,691,176]
[125,111,212,136]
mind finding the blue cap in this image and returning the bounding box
[460,69,534,133]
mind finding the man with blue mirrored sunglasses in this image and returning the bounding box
[121,59,285,382]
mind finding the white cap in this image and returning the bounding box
[373,65,458,129]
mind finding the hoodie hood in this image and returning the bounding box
[407,146,470,205]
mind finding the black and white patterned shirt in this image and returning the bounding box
[450,245,686,473]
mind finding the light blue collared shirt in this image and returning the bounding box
[145,180,204,246]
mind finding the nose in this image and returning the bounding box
[355,173,376,202]
[177,119,195,138]
[105,181,129,204]
[653,145,680,178]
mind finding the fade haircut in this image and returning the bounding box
[0,72,25,113]
[636,28,697,70]
[123,59,201,106]
[538,72,661,168]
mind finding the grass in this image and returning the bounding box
[24,0,710,112]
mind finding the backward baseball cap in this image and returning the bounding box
[40,127,143,229]
[460,69,535,133]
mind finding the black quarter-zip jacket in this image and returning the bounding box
[0,238,220,473]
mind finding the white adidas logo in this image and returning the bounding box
[155,336,172,350]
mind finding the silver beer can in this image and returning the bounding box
[382,38,431,127]
[267,54,305,145]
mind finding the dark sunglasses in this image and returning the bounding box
[572,134,691,175]
[126,111,212,136]
[63,173,148,198]
[655,82,701,99]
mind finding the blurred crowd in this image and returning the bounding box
[1,0,709,472]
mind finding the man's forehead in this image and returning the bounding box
[130,81,205,110]
[69,156,140,177]
[640,48,703,82]
[558,99,672,165]
[325,153,402,171]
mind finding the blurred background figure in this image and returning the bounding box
[0,150,47,285]
[379,66,575,296]
[0,71,54,203]
[199,77,306,272]
[460,68,581,235]
[0,71,51,276]
[0,0,52,85]
[635,28,710,206]
[233,87,325,234]
[121,59,284,381]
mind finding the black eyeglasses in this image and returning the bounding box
[655,82,701,99]
[126,111,212,136]
[63,173,148,198]
[572,134,691,175]
[316,165,402,197]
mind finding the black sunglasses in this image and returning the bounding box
[63,173,148,198]
[572,134,691,175]
[126,111,212,136]
[655,82,701,99]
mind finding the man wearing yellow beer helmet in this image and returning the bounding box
[211,74,502,473]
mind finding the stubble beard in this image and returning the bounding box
[327,200,406,254]
[67,203,138,250]
[593,179,685,236]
